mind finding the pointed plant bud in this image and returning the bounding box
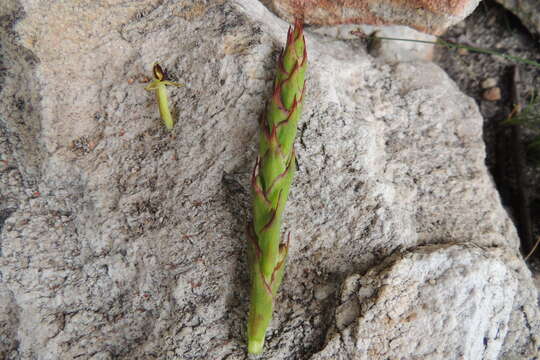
[247,18,307,355]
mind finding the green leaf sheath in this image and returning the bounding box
[247,19,307,355]
[145,63,184,131]
[156,85,174,130]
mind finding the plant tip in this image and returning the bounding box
[153,63,165,81]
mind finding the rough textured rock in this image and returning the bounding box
[259,0,481,34]
[495,0,540,38]
[360,25,437,62]
[313,24,437,62]
[0,0,538,359]
[312,244,539,359]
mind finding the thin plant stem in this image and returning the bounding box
[371,36,540,68]
[524,236,540,261]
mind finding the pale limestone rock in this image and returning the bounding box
[0,0,537,359]
[312,244,540,360]
[312,24,437,62]
[362,25,436,62]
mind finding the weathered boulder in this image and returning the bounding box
[259,0,481,34]
[312,244,539,359]
[495,0,540,38]
[0,0,537,359]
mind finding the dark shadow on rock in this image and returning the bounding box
[221,170,252,347]
[0,1,45,185]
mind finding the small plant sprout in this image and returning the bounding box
[144,63,184,130]
[247,19,307,355]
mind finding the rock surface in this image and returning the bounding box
[312,244,539,360]
[0,0,538,359]
[495,0,540,38]
[259,0,481,34]
[312,24,437,62]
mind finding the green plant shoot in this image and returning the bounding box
[247,19,307,355]
[145,63,183,130]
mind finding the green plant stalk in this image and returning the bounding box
[247,19,307,355]
[145,63,184,130]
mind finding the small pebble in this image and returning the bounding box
[455,20,466,29]
[457,48,469,56]
[483,87,501,101]
[481,78,497,89]
[314,284,334,300]
[0,159,8,171]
